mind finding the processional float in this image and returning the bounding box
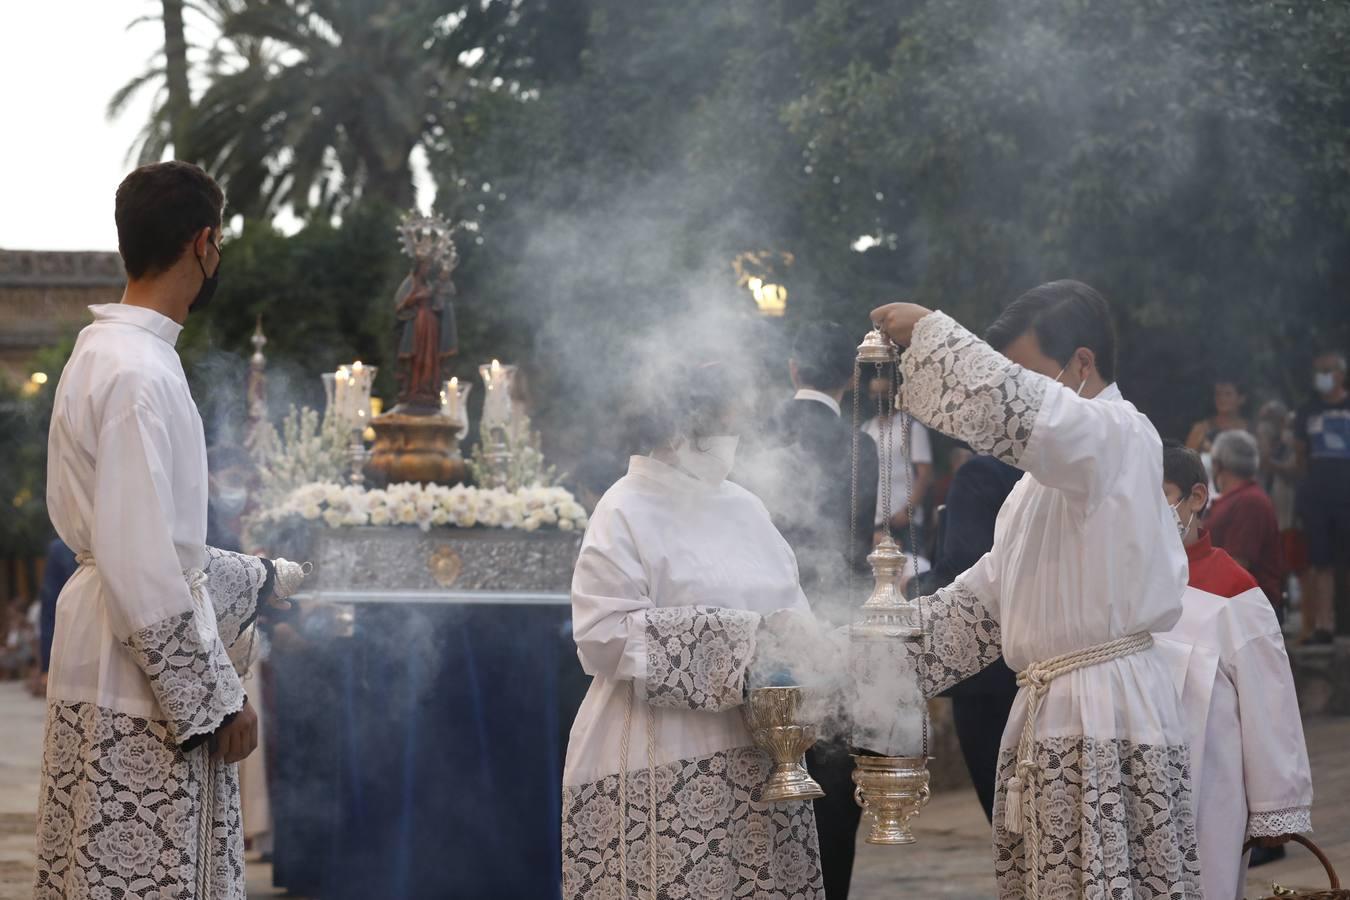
[745,326,931,844]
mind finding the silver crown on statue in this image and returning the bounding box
[397,211,459,269]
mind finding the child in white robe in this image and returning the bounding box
[562,363,825,899]
[1154,443,1313,900]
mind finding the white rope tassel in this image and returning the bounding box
[196,746,216,898]
[617,683,633,894]
[646,705,658,900]
[1007,632,1154,900]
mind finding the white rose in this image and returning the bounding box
[369,507,392,526]
[300,504,322,521]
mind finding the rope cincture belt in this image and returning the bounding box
[1005,631,1154,900]
[75,551,218,898]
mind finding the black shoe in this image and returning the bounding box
[1249,844,1287,867]
[1307,629,1335,645]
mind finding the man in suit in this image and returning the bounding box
[750,321,879,900]
[767,322,879,598]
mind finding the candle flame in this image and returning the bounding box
[491,359,501,372]
[450,376,458,387]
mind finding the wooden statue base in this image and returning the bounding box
[366,412,467,486]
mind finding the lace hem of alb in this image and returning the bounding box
[1247,806,1312,839]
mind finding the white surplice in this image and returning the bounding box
[36,303,266,900]
[562,455,825,899]
[1155,586,1313,900]
[899,312,1201,899]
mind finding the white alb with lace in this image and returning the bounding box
[899,310,1202,899]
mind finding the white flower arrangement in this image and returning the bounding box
[249,481,589,535]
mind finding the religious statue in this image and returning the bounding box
[393,212,459,412]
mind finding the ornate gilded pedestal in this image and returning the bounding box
[366,412,467,487]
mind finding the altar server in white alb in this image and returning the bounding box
[35,162,305,900]
[872,282,1200,900]
[562,362,825,899]
[1154,441,1312,900]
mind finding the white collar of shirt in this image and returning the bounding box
[628,455,723,493]
[1095,382,1123,403]
[793,389,841,418]
[90,303,184,346]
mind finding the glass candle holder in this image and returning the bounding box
[441,377,473,435]
[478,359,517,444]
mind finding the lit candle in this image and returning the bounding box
[333,365,351,425]
[442,376,461,419]
[333,362,377,429]
[478,359,516,437]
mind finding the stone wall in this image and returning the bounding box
[0,249,122,383]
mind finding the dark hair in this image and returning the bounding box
[1212,374,1248,396]
[1162,440,1207,495]
[985,280,1118,382]
[791,321,857,391]
[115,161,225,279]
[629,362,742,452]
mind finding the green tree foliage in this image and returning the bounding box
[178,206,404,444]
[107,0,267,166]
[0,343,73,557]
[108,0,1350,464]
[782,0,1350,435]
[183,0,519,218]
[447,0,1350,443]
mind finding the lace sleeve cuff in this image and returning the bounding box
[1247,806,1312,839]
[124,610,246,745]
[203,546,268,649]
[914,581,1003,697]
[900,311,1047,467]
[645,606,760,711]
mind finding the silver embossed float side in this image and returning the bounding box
[278,525,582,600]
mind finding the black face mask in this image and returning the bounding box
[189,240,222,313]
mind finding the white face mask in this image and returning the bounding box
[673,435,739,484]
[1054,363,1087,396]
[1169,497,1194,539]
[1314,371,1337,395]
[214,487,249,516]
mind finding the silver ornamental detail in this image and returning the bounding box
[851,536,923,641]
[397,211,459,270]
[743,687,826,803]
[849,323,932,847]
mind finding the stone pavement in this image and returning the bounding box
[1,679,1347,899]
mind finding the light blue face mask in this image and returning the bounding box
[1169,497,1195,538]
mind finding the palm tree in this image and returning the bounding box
[107,0,266,166]
[183,0,515,219]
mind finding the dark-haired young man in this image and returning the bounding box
[36,162,304,899]
[871,281,1200,899]
[1154,442,1311,900]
